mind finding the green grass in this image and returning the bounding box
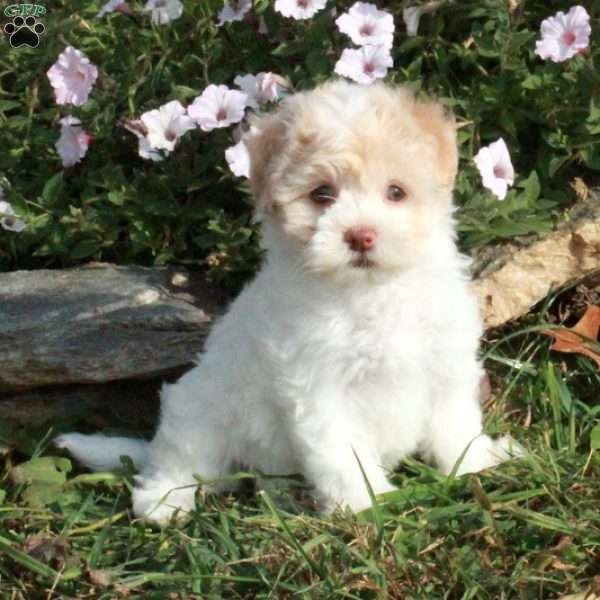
[1,307,599,599]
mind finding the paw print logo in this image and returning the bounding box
[4,15,45,48]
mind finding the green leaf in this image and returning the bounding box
[11,456,71,485]
[272,40,308,57]
[521,171,541,203]
[580,146,600,171]
[107,191,125,206]
[6,115,30,130]
[485,216,552,239]
[585,98,600,134]
[21,483,65,507]
[305,49,330,77]
[70,239,101,259]
[172,85,199,100]
[548,155,570,177]
[11,457,72,507]
[591,425,600,451]
[0,100,21,112]
[41,173,64,204]
[521,73,543,90]
[507,30,535,54]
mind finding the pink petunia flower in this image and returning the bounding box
[140,100,196,152]
[233,73,288,109]
[142,0,183,24]
[97,0,131,17]
[55,116,92,168]
[473,138,515,201]
[188,85,248,132]
[225,139,251,178]
[217,0,252,25]
[47,46,98,107]
[535,5,591,63]
[274,0,327,20]
[334,45,393,85]
[335,2,394,49]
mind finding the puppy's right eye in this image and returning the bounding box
[310,185,336,206]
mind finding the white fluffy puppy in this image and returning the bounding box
[56,81,516,524]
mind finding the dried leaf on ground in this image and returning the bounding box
[472,194,600,328]
[542,305,600,369]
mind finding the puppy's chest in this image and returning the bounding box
[299,298,427,384]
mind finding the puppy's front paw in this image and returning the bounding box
[493,435,524,459]
[132,475,197,526]
[318,481,396,513]
[454,435,523,476]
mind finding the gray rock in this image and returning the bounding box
[0,381,161,428]
[0,263,227,392]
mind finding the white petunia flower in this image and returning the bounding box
[187,85,248,131]
[402,2,442,36]
[46,46,98,107]
[233,72,288,109]
[334,44,393,85]
[142,0,183,24]
[535,5,591,63]
[258,15,268,34]
[274,0,327,20]
[123,113,177,162]
[473,138,515,200]
[335,2,394,49]
[0,190,25,233]
[97,0,130,17]
[217,0,252,25]
[225,139,251,178]
[55,116,92,167]
[403,6,422,36]
[138,137,164,161]
[140,100,196,152]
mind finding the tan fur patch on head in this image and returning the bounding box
[244,111,290,212]
[412,98,458,189]
[244,82,458,220]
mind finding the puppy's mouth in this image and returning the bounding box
[351,255,376,269]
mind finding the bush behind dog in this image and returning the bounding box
[1,0,598,290]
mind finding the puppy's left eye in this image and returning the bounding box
[386,185,407,202]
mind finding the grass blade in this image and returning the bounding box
[0,534,58,579]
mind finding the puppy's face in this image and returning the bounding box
[245,81,458,283]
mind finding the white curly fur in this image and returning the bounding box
[55,81,518,525]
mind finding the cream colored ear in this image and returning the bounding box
[244,109,289,213]
[413,99,458,189]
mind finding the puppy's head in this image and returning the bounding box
[244,81,458,283]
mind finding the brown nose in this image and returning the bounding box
[343,227,377,252]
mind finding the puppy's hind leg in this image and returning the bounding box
[132,372,237,525]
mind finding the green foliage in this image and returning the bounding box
[0,0,599,288]
[1,3,599,597]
